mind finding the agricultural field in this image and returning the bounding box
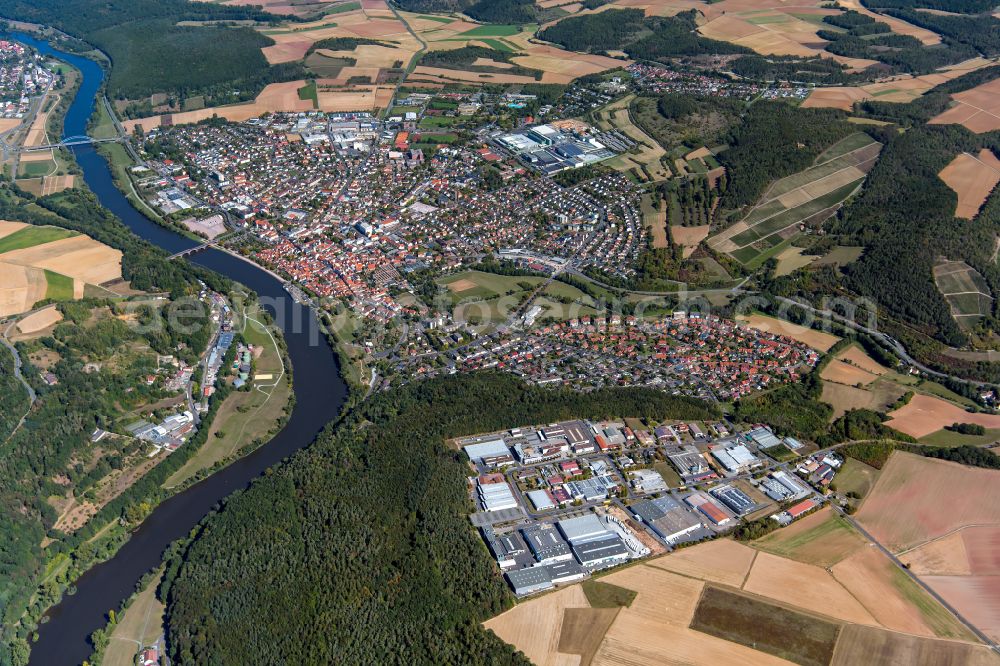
[487,533,988,665]
[752,507,865,568]
[707,133,881,266]
[640,191,667,248]
[0,223,121,317]
[820,378,906,420]
[592,95,670,182]
[858,451,1000,642]
[931,77,1000,134]
[832,458,881,499]
[832,625,1000,666]
[736,313,840,351]
[803,57,996,110]
[820,344,889,387]
[933,259,993,328]
[857,451,1000,553]
[884,392,1000,439]
[938,150,1000,219]
[690,586,841,666]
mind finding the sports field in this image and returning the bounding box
[708,133,880,265]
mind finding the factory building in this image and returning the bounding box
[630,495,706,545]
[522,524,574,564]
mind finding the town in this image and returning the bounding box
[460,417,841,596]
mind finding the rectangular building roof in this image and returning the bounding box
[572,535,629,565]
[558,514,610,545]
[464,438,511,462]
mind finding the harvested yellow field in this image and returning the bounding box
[743,552,879,625]
[647,538,757,587]
[938,150,1000,219]
[0,263,47,317]
[0,117,20,133]
[16,305,63,334]
[0,220,27,239]
[671,224,709,258]
[902,530,971,576]
[752,507,865,568]
[1,235,122,285]
[125,79,341,132]
[931,78,1000,133]
[16,175,76,197]
[837,345,889,375]
[821,359,881,386]
[738,313,840,351]
[833,625,1000,666]
[484,585,591,666]
[593,565,793,666]
[774,246,818,276]
[885,393,1000,439]
[413,65,537,84]
[832,547,939,637]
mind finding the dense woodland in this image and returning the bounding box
[716,103,856,210]
[421,45,541,78]
[862,0,996,10]
[540,9,747,62]
[465,0,537,24]
[728,55,856,85]
[162,373,717,664]
[0,0,305,104]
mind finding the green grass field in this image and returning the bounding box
[459,24,521,37]
[298,80,319,108]
[0,226,77,254]
[103,570,165,666]
[832,458,880,499]
[652,461,683,488]
[479,38,516,52]
[324,1,361,14]
[815,132,877,163]
[918,427,1000,447]
[18,160,55,178]
[43,270,74,301]
[164,309,291,488]
[418,116,457,129]
[753,510,865,568]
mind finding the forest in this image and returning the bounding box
[0,0,305,104]
[861,0,995,10]
[882,9,1000,56]
[465,0,536,24]
[540,9,746,62]
[420,45,542,78]
[161,372,717,664]
[728,55,856,85]
[716,102,856,210]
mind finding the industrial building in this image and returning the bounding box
[477,475,518,512]
[686,491,735,526]
[523,524,574,564]
[711,484,757,516]
[506,566,553,596]
[572,537,630,569]
[630,495,707,545]
[482,527,529,569]
[665,444,716,484]
[629,468,669,494]
[527,489,556,511]
[711,443,764,474]
[761,470,811,502]
[463,438,511,464]
[494,123,617,175]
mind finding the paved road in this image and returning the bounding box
[1,317,39,442]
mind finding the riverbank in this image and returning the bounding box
[10,33,348,666]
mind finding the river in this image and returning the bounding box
[11,33,349,666]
